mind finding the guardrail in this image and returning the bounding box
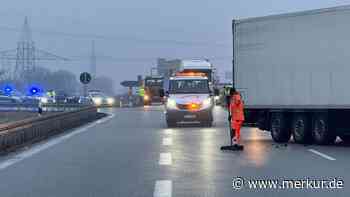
[0,103,91,112]
[0,106,100,153]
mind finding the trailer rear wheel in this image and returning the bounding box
[292,113,312,144]
[270,113,291,143]
[312,114,335,145]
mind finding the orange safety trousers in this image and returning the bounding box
[230,93,245,143]
[233,120,243,143]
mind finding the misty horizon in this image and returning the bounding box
[1,0,350,94]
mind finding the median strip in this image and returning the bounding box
[162,137,173,146]
[164,129,173,135]
[154,180,172,197]
[159,153,172,165]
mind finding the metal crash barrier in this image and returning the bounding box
[0,103,92,112]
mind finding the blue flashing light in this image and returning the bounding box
[29,87,41,96]
[3,85,14,95]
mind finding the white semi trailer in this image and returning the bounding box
[233,5,350,145]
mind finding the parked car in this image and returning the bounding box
[89,92,115,107]
[66,96,80,104]
[38,96,56,104]
[78,96,93,105]
[55,91,68,104]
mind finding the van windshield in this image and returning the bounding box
[169,79,209,94]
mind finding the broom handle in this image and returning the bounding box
[228,109,233,146]
[226,95,233,146]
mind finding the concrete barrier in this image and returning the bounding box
[0,106,99,152]
[0,103,92,112]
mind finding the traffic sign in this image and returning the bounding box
[120,80,140,87]
[80,72,92,84]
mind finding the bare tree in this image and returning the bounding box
[0,66,78,95]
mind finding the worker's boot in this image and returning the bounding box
[232,138,236,146]
[232,136,244,150]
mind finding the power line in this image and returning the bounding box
[0,18,69,80]
[66,55,232,63]
[0,25,230,48]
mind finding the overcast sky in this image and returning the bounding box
[1,0,350,92]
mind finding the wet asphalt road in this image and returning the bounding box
[0,106,349,197]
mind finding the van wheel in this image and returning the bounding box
[270,112,291,143]
[312,113,335,145]
[292,113,312,144]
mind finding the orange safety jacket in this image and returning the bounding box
[230,93,245,122]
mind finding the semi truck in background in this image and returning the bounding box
[179,59,220,100]
[143,76,164,105]
[160,59,217,93]
[179,59,216,85]
[233,5,350,145]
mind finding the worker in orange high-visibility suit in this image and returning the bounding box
[230,90,245,145]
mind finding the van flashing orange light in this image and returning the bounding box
[188,103,200,111]
[175,72,206,77]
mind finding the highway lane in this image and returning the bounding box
[0,106,348,196]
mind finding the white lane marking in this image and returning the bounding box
[162,137,173,146]
[0,113,115,171]
[164,129,173,135]
[308,149,336,161]
[159,153,172,165]
[154,180,172,197]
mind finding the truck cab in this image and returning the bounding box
[164,73,214,127]
[143,76,164,105]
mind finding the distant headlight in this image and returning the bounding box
[93,97,102,105]
[107,97,115,105]
[166,98,177,109]
[40,97,48,104]
[202,97,212,109]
